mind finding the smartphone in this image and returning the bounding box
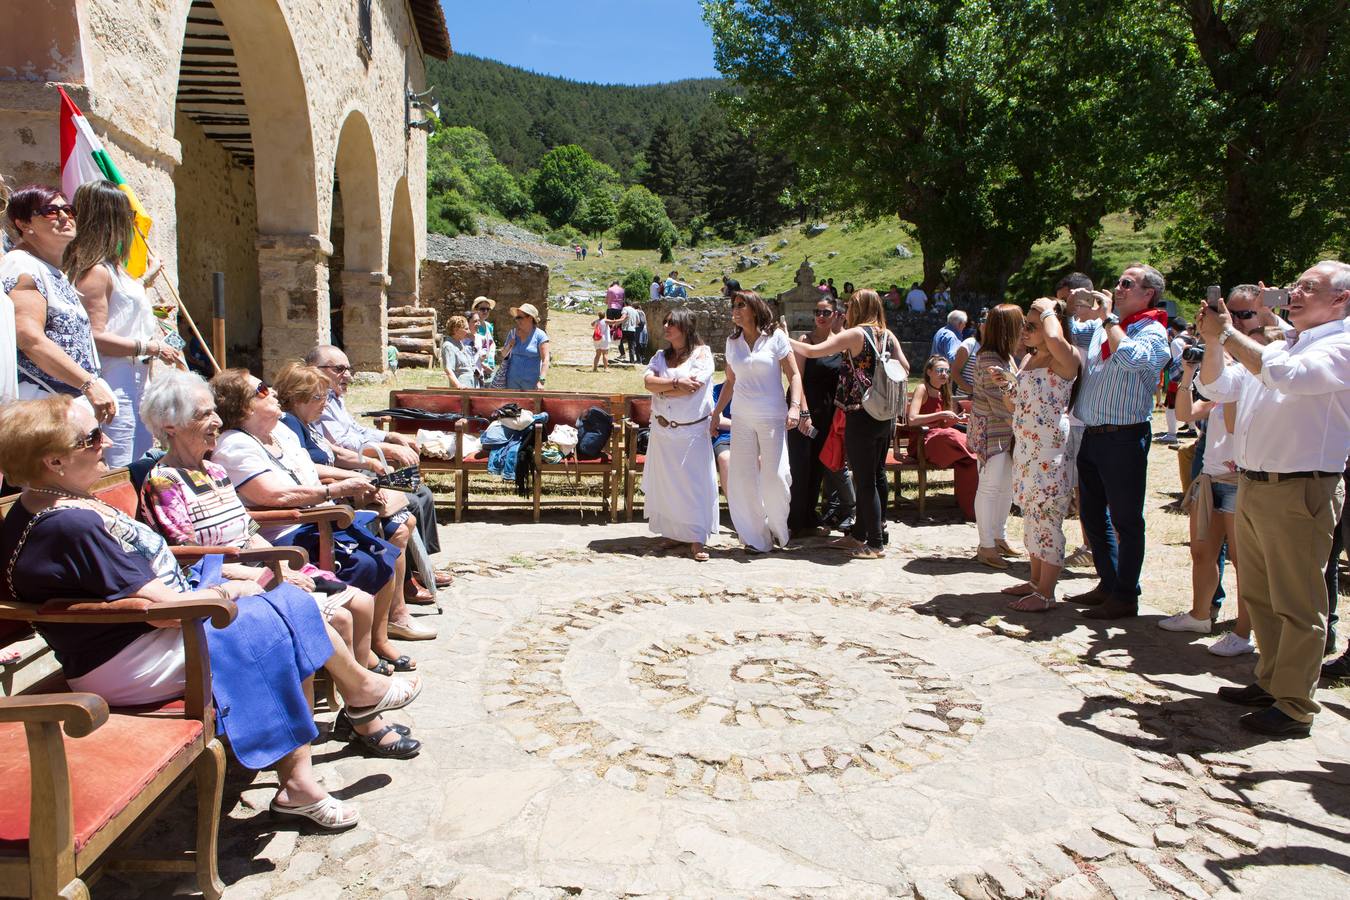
[1206,285,1222,310]
[1260,287,1288,308]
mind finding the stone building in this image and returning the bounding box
[0,0,450,374]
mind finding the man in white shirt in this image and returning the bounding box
[1196,259,1350,737]
[905,282,928,313]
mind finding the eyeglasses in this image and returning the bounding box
[932,369,951,376]
[318,364,352,375]
[254,382,272,398]
[1116,277,1136,290]
[732,301,748,309]
[813,309,835,318]
[1230,309,1259,321]
[71,426,103,451]
[36,203,76,220]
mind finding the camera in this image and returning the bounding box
[1181,345,1204,364]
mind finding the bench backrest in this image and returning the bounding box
[626,397,652,428]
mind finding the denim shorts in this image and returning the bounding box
[1211,479,1238,514]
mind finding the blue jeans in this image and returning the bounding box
[1077,422,1151,604]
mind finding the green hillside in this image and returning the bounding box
[426,54,724,180]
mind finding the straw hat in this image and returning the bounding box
[511,303,541,322]
[471,296,496,311]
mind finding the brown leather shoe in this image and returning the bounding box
[1082,599,1138,620]
[1068,586,1110,606]
[433,569,455,588]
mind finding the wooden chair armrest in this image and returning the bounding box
[454,419,465,464]
[246,509,301,524]
[0,692,108,737]
[235,547,309,569]
[372,415,392,430]
[248,505,355,528]
[170,545,242,563]
[0,597,238,628]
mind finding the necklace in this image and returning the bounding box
[26,486,91,502]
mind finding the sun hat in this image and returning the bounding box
[472,296,496,311]
[511,303,541,321]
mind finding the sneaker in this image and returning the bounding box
[1155,434,1178,445]
[1158,612,1212,634]
[1209,632,1256,657]
[1178,426,1198,437]
[1063,545,1093,568]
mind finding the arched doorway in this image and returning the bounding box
[328,111,387,371]
[172,0,322,375]
[388,176,418,309]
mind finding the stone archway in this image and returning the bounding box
[329,110,387,371]
[388,175,419,310]
[173,0,324,375]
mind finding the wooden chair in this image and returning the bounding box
[623,397,651,521]
[0,475,235,899]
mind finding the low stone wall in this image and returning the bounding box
[420,258,550,339]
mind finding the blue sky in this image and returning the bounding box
[439,0,720,85]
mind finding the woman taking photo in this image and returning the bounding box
[788,294,854,536]
[906,355,977,521]
[970,303,1024,569]
[791,289,908,558]
[710,291,803,554]
[0,185,115,422]
[65,180,179,466]
[501,303,549,390]
[988,298,1081,609]
[643,309,718,561]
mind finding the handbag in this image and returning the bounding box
[859,326,907,421]
[489,332,514,389]
[819,407,847,471]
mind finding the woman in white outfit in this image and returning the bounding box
[710,291,804,553]
[643,309,718,561]
[66,180,180,467]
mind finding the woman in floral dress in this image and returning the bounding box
[990,297,1082,611]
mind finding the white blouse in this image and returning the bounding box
[724,329,791,422]
[649,345,715,422]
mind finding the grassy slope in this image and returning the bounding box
[551,214,1186,316]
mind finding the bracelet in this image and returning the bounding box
[77,378,95,395]
[1039,310,1055,321]
[133,339,145,357]
[323,484,331,501]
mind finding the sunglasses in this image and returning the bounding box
[1230,309,1259,321]
[72,425,103,451]
[254,382,272,398]
[1022,320,1039,331]
[513,314,530,320]
[318,364,352,375]
[1116,277,1136,289]
[732,301,748,309]
[931,368,951,376]
[36,203,76,220]
[813,309,835,318]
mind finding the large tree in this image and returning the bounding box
[529,144,618,228]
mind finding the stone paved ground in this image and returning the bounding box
[98,512,1350,900]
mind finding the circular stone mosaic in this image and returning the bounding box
[483,589,987,801]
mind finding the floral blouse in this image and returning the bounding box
[0,248,100,395]
[141,460,258,549]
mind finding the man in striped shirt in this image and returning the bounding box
[1067,263,1171,620]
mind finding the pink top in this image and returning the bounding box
[606,284,625,309]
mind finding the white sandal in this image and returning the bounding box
[347,675,422,725]
[270,794,359,832]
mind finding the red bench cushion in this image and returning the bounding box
[0,714,203,853]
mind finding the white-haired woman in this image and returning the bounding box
[139,370,422,759]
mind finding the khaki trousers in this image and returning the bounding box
[1236,474,1345,721]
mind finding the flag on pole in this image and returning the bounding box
[58,87,153,277]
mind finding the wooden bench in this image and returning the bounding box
[381,389,624,523]
[622,397,651,521]
[0,476,235,900]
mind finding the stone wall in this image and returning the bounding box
[420,258,551,339]
[639,294,786,371]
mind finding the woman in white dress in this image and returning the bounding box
[66,180,180,466]
[643,310,719,560]
[710,291,804,553]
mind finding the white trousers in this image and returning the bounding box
[975,450,1014,548]
[727,417,792,552]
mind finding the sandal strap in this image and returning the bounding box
[272,794,356,829]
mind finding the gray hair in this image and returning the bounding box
[1124,262,1166,307]
[1228,283,1260,304]
[946,310,968,328]
[140,369,212,445]
[305,344,343,366]
[1315,259,1350,293]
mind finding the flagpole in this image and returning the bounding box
[156,272,222,375]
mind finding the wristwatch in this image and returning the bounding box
[1104,313,1121,327]
[1219,327,1237,345]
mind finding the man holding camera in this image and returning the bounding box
[1197,260,1350,737]
[1067,264,1171,620]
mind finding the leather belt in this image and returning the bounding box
[1240,469,1340,482]
[1084,422,1149,435]
[654,413,711,429]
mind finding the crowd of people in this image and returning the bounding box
[1,166,1347,865]
[636,259,1350,738]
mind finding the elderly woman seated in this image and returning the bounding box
[0,396,421,831]
[273,361,436,609]
[206,369,431,671]
[137,370,423,759]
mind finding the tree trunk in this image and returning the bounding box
[1068,219,1095,274]
[951,242,1033,309]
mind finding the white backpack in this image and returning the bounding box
[860,326,907,421]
